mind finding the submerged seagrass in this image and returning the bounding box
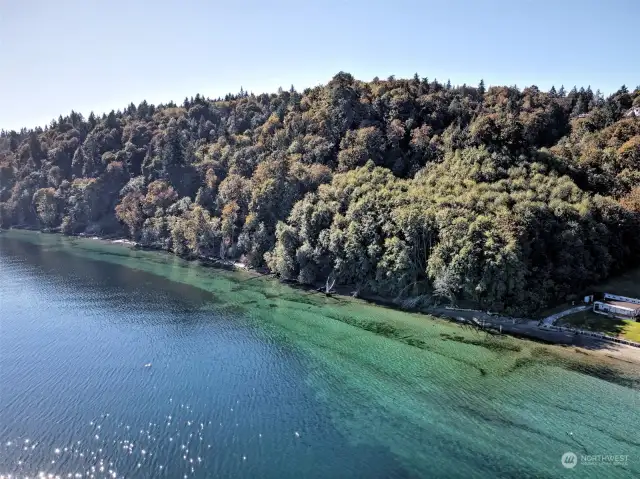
[0,230,638,478]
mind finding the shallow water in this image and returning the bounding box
[0,230,638,478]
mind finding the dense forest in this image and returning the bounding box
[1,73,639,314]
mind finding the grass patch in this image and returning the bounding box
[558,310,640,342]
[621,321,640,342]
[541,266,640,320]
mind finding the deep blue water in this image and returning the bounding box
[1,231,638,478]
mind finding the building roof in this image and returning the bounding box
[602,300,640,312]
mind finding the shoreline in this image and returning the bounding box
[4,227,640,375]
[357,297,640,369]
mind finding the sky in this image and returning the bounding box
[1,0,638,131]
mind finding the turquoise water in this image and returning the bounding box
[0,230,638,478]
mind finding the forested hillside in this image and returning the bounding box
[1,73,639,313]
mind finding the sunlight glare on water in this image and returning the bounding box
[0,230,638,478]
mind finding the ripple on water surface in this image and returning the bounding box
[0,231,639,479]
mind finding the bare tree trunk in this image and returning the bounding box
[325,271,336,295]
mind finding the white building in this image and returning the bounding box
[593,293,640,320]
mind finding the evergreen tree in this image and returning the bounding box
[1,72,638,315]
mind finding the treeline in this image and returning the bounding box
[1,73,639,313]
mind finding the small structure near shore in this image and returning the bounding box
[593,293,640,320]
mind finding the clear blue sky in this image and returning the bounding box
[1,0,638,131]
